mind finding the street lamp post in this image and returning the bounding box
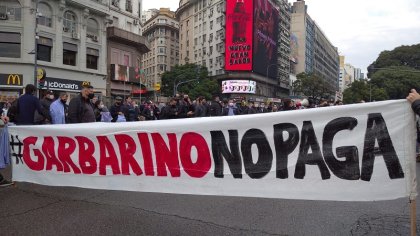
[175,79,199,95]
[33,0,39,91]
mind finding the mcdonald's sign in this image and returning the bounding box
[7,74,21,85]
[0,73,23,87]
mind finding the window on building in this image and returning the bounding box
[86,48,99,70]
[126,0,133,13]
[63,11,77,33]
[63,42,77,66]
[210,21,213,30]
[37,37,52,62]
[38,2,52,27]
[0,32,20,58]
[87,18,99,42]
[0,0,22,21]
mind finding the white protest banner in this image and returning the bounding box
[8,100,417,201]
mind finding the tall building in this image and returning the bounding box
[176,0,290,100]
[107,0,150,98]
[141,8,159,25]
[0,0,109,103]
[339,55,361,91]
[291,0,339,91]
[275,0,292,92]
[142,8,180,98]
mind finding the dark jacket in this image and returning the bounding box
[34,97,53,124]
[209,101,222,116]
[109,103,126,122]
[141,106,155,120]
[247,107,257,114]
[16,93,44,125]
[160,105,179,120]
[68,94,95,123]
[195,104,207,117]
[412,100,420,116]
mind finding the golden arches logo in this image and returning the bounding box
[7,74,21,85]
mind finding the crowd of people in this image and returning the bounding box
[1,84,345,125]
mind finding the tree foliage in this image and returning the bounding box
[367,44,420,78]
[160,63,219,100]
[342,80,388,104]
[292,73,335,101]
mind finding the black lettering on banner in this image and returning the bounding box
[210,130,242,178]
[273,123,299,179]
[295,121,331,180]
[241,129,273,179]
[361,113,404,181]
[323,117,360,180]
[10,135,23,164]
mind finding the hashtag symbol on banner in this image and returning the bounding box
[10,135,23,165]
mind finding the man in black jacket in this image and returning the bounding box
[209,96,222,116]
[109,96,126,122]
[67,84,96,123]
[407,89,420,115]
[161,98,180,120]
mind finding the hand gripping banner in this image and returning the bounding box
[8,100,417,201]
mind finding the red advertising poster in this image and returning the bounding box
[225,0,253,71]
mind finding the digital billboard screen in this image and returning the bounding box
[225,0,254,71]
[252,0,279,79]
[222,80,256,94]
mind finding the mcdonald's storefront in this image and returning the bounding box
[0,73,24,105]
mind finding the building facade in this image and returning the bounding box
[141,8,159,25]
[107,0,150,98]
[291,0,340,91]
[176,0,290,100]
[0,0,109,103]
[142,8,179,98]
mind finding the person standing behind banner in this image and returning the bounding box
[16,84,44,125]
[50,92,68,124]
[34,90,54,124]
[68,83,96,123]
[407,89,420,115]
[407,89,420,161]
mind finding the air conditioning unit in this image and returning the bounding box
[92,35,98,42]
[72,32,80,40]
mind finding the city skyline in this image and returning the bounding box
[144,0,420,76]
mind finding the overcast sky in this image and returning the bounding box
[143,0,420,75]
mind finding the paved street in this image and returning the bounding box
[1,164,419,236]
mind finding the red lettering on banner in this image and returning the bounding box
[23,137,45,171]
[98,136,121,175]
[138,133,154,176]
[115,134,143,176]
[75,136,97,174]
[42,137,63,172]
[57,137,81,174]
[151,133,180,177]
[179,132,211,178]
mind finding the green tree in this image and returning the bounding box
[343,80,389,104]
[160,63,219,100]
[294,73,335,101]
[367,44,420,78]
[369,66,420,99]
